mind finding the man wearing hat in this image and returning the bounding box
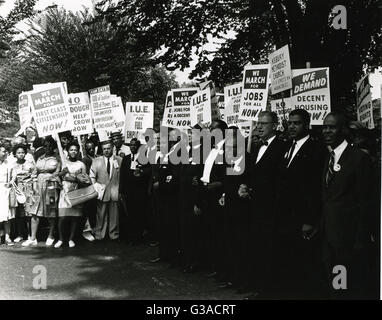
[110,130,131,158]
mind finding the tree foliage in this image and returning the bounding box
[0,7,178,129]
[95,0,382,117]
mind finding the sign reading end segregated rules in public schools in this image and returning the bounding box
[89,85,114,131]
[29,82,74,137]
[238,64,270,121]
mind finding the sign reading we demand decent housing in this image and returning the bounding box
[29,82,74,137]
[291,68,331,125]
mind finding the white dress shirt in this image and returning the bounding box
[329,139,348,166]
[286,134,310,167]
[256,135,276,164]
[104,155,114,178]
[201,139,225,183]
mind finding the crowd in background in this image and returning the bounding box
[0,109,380,300]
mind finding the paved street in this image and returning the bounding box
[0,240,242,300]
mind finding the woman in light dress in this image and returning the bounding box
[55,141,87,248]
[22,136,61,247]
[0,143,14,245]
[10,144,35,243]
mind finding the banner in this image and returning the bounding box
[291,68,331,125]
[269,45,292,94]
[29,82,74,137]
[18,92,31,128]
[125,102,154,132]
[238,64,270,121]
[89,85,114,131]
[165,88,198,128]
[68,92,93,135]
[356,74,374,129]
[270,97,292,131]
[190,87,212,126]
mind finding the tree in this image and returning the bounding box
[95,0,382,117]
[0,7,178,129]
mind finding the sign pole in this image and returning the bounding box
[55,133,67,169]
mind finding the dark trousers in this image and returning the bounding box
[322,237,373,300]
[273,231,326,299]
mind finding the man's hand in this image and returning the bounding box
[302,224,317,240]
[238,184,252,199]
[194,205,202,216]
[218,194,225,207]
[191,176,199,186]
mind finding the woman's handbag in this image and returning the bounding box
[66,184,98,207]
[11,182,27,204]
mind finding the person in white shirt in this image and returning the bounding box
[111,130,131,158]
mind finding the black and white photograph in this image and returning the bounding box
[0,0,381,304]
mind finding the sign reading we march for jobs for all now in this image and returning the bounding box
[29,82,74,137]
[238,64,270,121]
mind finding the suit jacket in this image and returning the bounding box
[119,153,151,195]
[276,137,325,234]
[322,144,373,249]
[90,156,122,202]
[245,137,287,223]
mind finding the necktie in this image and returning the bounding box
[286,141,297,166]
[325,151,335,188]
[107,157,111,175]
[259,140,268,146]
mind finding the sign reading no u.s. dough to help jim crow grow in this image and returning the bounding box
[238,64,270,121]
[68,92,93,135]
[29,82,74,137]
[291,68,331,125]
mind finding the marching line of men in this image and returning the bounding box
[0,108,379,300]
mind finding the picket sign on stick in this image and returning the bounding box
[247,121,254,153]
[54,133,67,169]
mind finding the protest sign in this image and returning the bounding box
[269,45,292,94]
[110,95,126,133]
[125,102,154,132]
[190,87,212,126]
[356,74,374,129]
[291,68,331,125]
[199,80,220,122]
[29,82,74,137]
[162,91,173,127]
[89,85,114,131]
[165,88,198,128]
[239,64,270,121]
[224,83,246,126]
[18,92,32,128]
[216,93,225,121]
[270,97,292,131]
[68,92,93,135]
[33,82,68,94]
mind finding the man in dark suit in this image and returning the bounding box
[119,138,151,244]
[239,111,287,299]
[273,109,326,298]
[321,112,375,299]
[195,120,228,279]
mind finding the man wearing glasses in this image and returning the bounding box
[238,111,287,299]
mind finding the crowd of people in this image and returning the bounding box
[0,109,380,300]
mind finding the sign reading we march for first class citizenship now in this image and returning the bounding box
[29,82,74,137]
[238,64,270,121]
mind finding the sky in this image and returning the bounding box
[1,0,381,97]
